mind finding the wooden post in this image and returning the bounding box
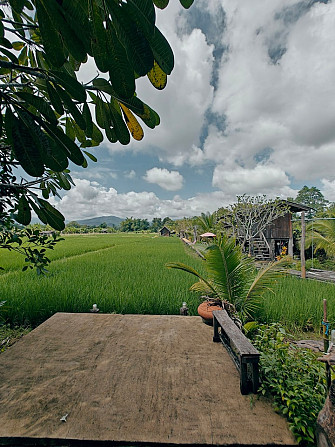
[288,215,294,257]
[301,211,306,279]
[322,299,331,389]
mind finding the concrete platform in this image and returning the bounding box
[0,313,296,446]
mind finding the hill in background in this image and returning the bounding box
[76,215,123,227]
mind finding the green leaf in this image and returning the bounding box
[153,0,169,9]
[72,121,86,143]
[108,98,130,145]
[10,111,44,177]
[108,1,154,76]
[146,25,174,75]
[127,0,155,36]
[12,41,24,51]
[41,120,85,166]
[50,70,86,102]
[37,198,65,231]
[92,78,144,114]
[18,46,27,65]
[4,107,14,145]
[89,0,110,73]
[46,81,64,115]
[61,0,91,55]
[92,77,115,95]
[15,107,68,172]
[0,47,18,64]
[16,91,57,124]
[55,86,87,130]
[8,0,25,14]
[95,96,112,129]
[28,197,48,225]
[83,150,97,162]
[179,0,194,8]
[65,116,76,141]
[0,37,13,49]
[107,21,135,99]
[105,126,117,143]
[82,102,93,138]
[91,122,103,143]
[16,195,31,226]
[55,172,71,190]
[38,0,87,63]
[134,102,159,129]
[35,0,66,68]
[43,136,69,172]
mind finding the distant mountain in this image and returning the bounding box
[76,215,123,227]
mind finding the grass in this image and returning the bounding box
[256,274,335,333]
[0,324,31,353]
[1,233,335,334]
[0,234,118,274]
[0,234,204,327]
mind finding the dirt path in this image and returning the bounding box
[0,313,296,446]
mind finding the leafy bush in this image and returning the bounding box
[251,324,328,445]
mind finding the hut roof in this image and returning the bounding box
[284,201,312,213]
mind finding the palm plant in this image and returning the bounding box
[166,235,288,323]
[195,212,216,234]
[306,220,335,258]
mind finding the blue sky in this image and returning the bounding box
[51,0,335,221]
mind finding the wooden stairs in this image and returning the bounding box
[252,234,271,260]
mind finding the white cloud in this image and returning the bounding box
[54,2,335,218]
[124,170,136,179]
[143,167,184,191]
[207,0,335,195]
[321,179,335,202]
[212,164,296,198]
[53,179,230,221]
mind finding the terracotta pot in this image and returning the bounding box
[197,301,222,325]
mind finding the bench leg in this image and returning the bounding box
[213,316,220,342]
[240,362,249,395]
[252,362,259,393]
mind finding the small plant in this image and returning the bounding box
[251,323,328,446]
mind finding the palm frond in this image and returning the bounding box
[306,220,335,257]
[165,261,219,297]
[241,256,290,319]
[190,280,216,296]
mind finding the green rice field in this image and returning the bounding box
[1,233,335,332]
[258,275,335,332]
[0,234,204,327]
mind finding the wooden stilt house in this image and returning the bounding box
[252,201,310,260]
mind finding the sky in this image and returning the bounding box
[50,0,335,221]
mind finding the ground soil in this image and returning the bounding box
[0,313,296,446]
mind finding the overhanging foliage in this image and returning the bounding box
[0,0,193,230]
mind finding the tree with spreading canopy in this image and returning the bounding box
[220,195,289,255]
[0,0,193,270]
[0,0,193,231]
[294,186,328,218]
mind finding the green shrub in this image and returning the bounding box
[251,323,328,445]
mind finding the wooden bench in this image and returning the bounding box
[212,309,260,395]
